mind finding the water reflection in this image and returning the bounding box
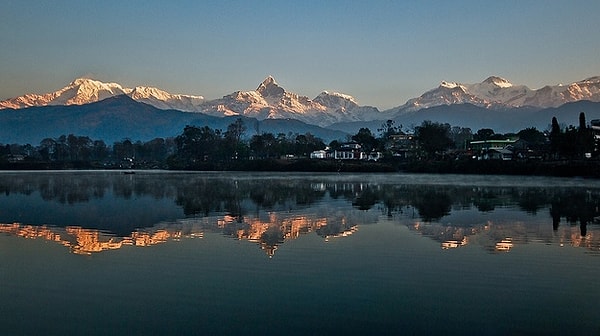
[0,221,203,255]
[0,171,599,256]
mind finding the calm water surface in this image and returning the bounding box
[0,171,599,335]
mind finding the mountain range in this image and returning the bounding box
[1,75,600,144]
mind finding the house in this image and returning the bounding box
[482,148,513,160]
[7,154,26,163]
[334,143,365,160]
[309,143,382,161]
[387,133,415,159]
[470,139,517,160]
[310,150,327,159]
[469,139,517,151]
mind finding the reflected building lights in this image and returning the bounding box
[495,238,514,252]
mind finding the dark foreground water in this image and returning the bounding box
[0,171,599,335]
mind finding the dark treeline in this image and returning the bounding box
[0,134,176,169]
[167,119,326,170]
[1,113,599,174]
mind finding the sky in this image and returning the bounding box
[1,0,599,109]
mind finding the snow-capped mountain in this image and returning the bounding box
[128,86,204,112]
[0,78,131,109]
[522,76,600,107]
[200,76,381,126]
[2,75,600,128]
[0,78,204,111]
[388,76,600,115]
[0,76,378,126]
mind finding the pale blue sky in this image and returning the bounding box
[1,0,599,109]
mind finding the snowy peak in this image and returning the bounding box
[128,86,205,112]
[400,80,487,111]
[439,81,465,90]
[57,78,131,105]
[0,78,205,112]
[129,85,204,102]
[390,75,600,114]
[481,76,513,88]
[199,77,382,126]
[313,91,359,110]
[256,76,285,98]
[0,77,132,109]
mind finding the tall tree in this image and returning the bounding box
[579,112,586,130]
[474,128,495,141]
[549,116,561,157]
[449,126,473,150]
[352,128,378,153]
[224,118,247,159]
[577,112,594,157]
[517,127,546,145]
[414,121,454,159]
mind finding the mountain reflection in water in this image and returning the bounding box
[0,171,599,256]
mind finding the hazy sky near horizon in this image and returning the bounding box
[2,1,599,109]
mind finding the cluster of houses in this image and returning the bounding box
[309,134,414,162]
[310,143,383,161]
[468,139,545,161]
[309,134,550,162]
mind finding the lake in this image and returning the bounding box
[0,171,599,335]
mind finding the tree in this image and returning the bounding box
[294,133,325,157]
[113,139,134,161]
[224,118,246,146]
[39,138,57,161]
[474,128,496,141]
[577,112,594,157]
[250,133,276,159]
[224,118,247,159]
[377,120,401,150]
[175,125,223,162]
[352,128,378,152]
[328,140,342,151]
[414,121,453,159]
[91,140,109,162]
[378,119,400,136]
[449,126,472,150]
[549,116,561,157]
[517,127,546,145]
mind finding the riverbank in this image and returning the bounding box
[401,159,600,178]
[1,158,599,177]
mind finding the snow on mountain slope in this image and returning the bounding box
[396,81,494,113]
[3,75,599,126]
[0,76,376,126]
[0,78,131,109]
[0,78,204,112]
[523,76,600,107]
[386,75,600,116]
[464,76,533,106]
[200,76,382,126]
[128,86,204,111]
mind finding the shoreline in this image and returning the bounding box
[1,158,599,178]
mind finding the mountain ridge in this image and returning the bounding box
[0,95,348,144]
[2,75,600,130]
